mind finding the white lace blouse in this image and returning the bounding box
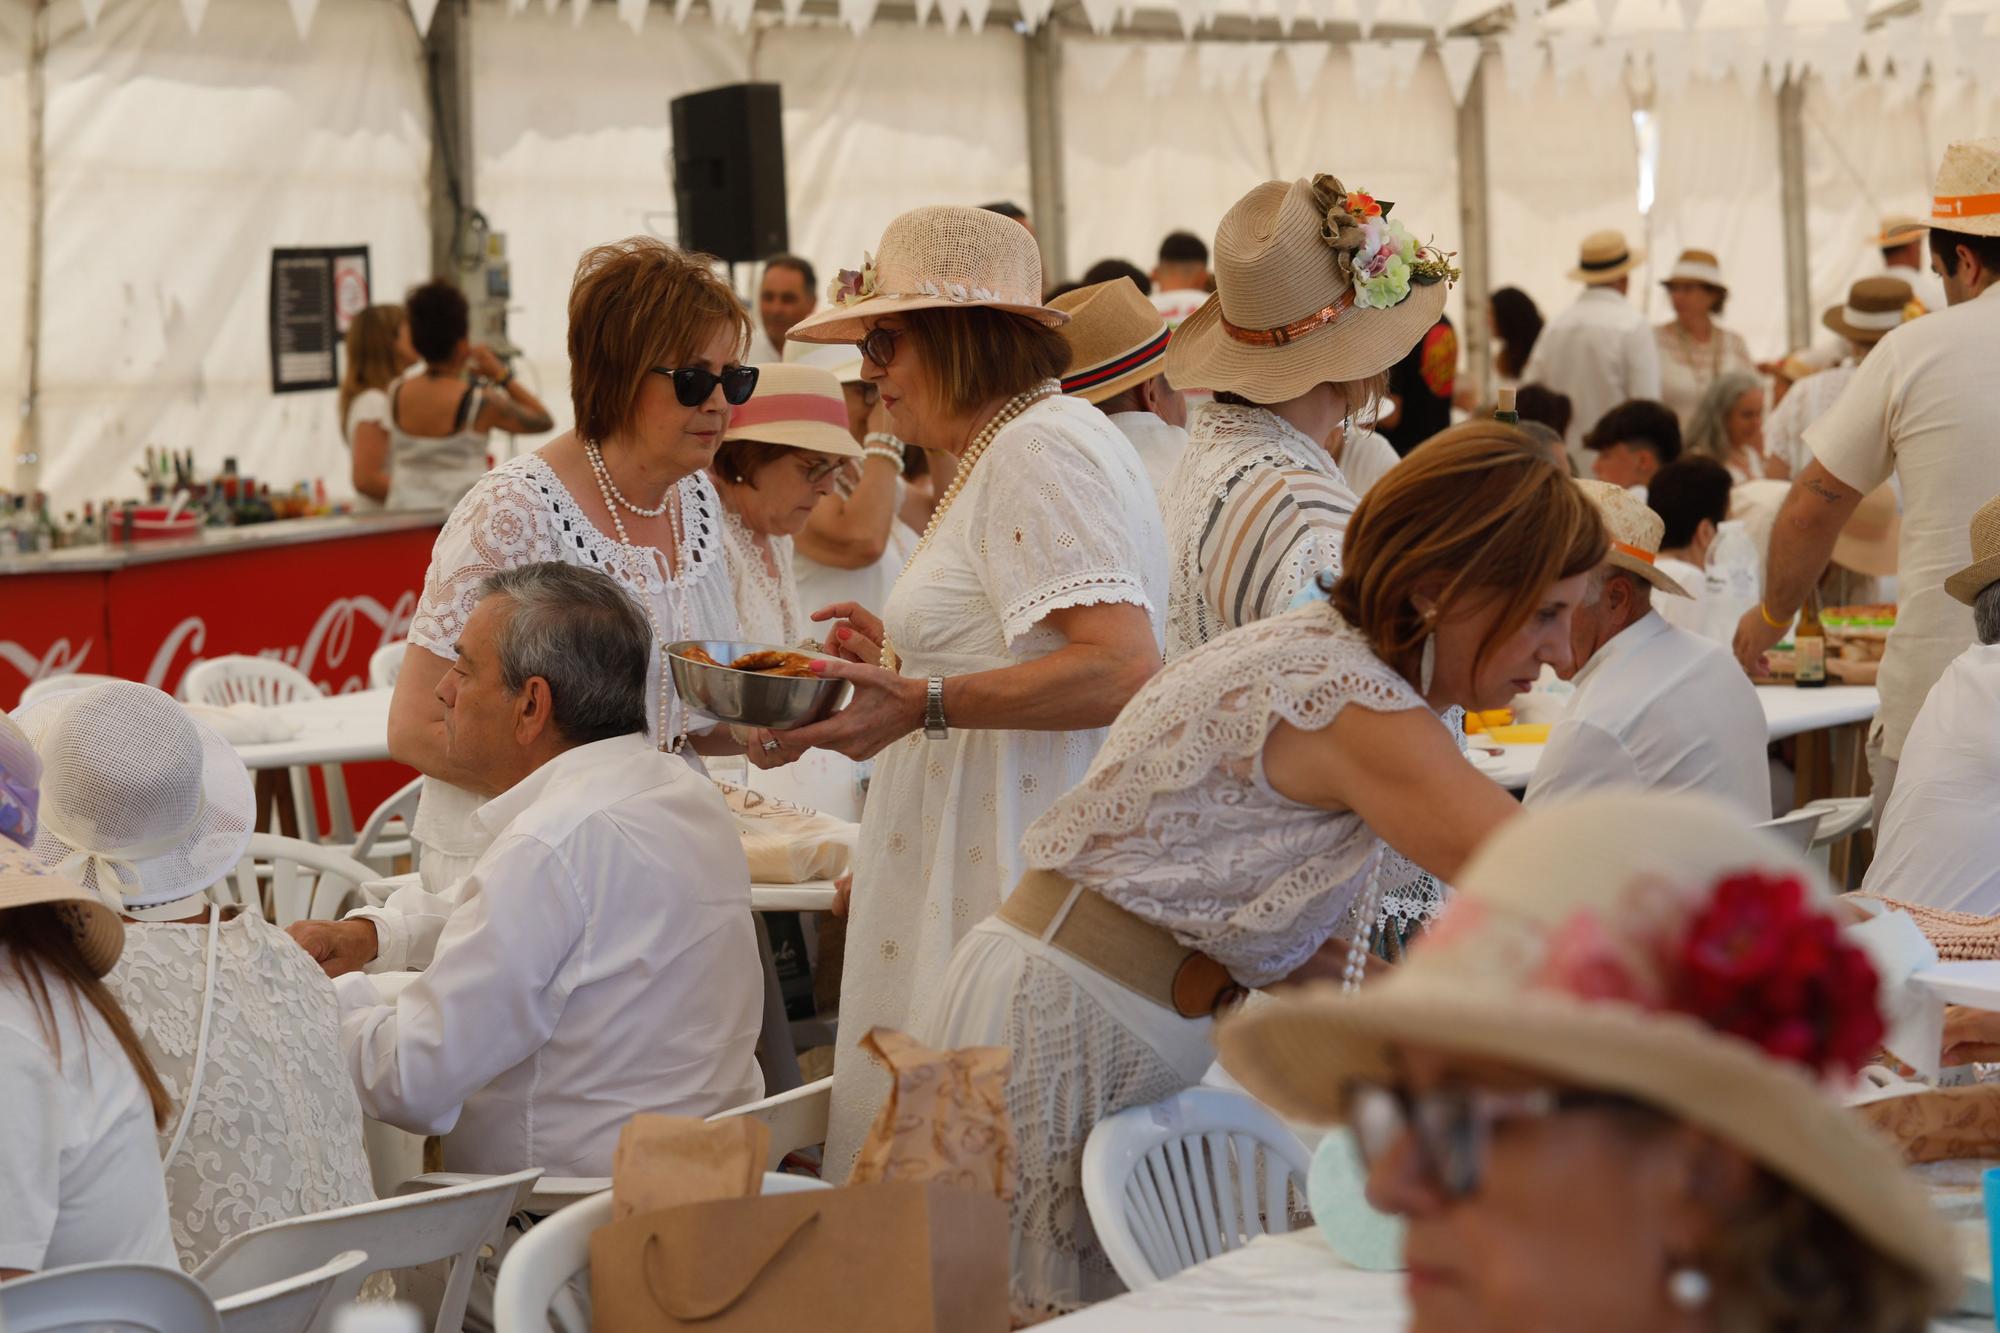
[105,911,376,1271]
[1020,604,1444,987]
[718,503,804,646]
[1159,402,1363,659]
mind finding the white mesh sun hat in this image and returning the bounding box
[13,680,254,912]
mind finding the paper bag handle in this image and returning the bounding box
[641,1206,822,1320]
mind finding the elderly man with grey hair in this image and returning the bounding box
[1525,480,1769,819]
[1861,494,2000,914]
[288,561,762,1176]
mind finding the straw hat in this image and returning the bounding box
[1568,230,1644,285]
[1945,493,2000,605]
[720,364,862,458]
[1874,213,1929,248]
[1217,791,1955,1292]
[1049,278,1171,405]
[1163,175,1454,402]
[0,843,124,976]
[781,338,865,386]
[1822,276,1914,345]
[786,206,1066,346]
[1924,137,2000,239]
[1660,248,1726,292]
[14,681,254,913]
[1575,479,1690,598]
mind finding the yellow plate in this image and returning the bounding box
[1484,723,1551,745]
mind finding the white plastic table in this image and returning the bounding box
[233,687,396,770]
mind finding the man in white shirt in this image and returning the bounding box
[1149,230,1211,330]
[1735,137,2000,829]
[1527,481,1769,818]
[291,562,763,1175]
[748,254,817,363]
[1863,494,2000,912]
[1520,231,1663,468]
[1052,276,1185,509]
[1762,276,1912,476]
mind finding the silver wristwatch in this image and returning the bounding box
[924,675,949,740]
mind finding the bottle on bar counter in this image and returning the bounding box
[1794,591,1828,689]
[8,495,32,554]
[1494,387,1519,425]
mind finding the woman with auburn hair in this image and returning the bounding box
[923,424,1606,1319]
[339,304,418,508]
[388,237,756,889]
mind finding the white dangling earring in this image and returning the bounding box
[1666,1266,1711,1312]
[1418,634,1437,695]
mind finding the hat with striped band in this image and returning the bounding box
[1661,248,1726,293]
[1575,479,1691,598]
[1568,229,1645,285]
[1822,276,1914,345]
[1874,213,1928,248]
[719,363,863,457]
[1923,137,2000,240]
[1050,278,1172,405]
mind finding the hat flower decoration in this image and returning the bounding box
[1311,174,1461,312]
[829,254,880,307]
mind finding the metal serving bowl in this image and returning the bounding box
[666,640,853,731]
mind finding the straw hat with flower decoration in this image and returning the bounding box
[1218,791,1956,1295]
[1918,138,2000,240]
[1049,278,1172,405]
[1575,479,1692,599]
[1163,175,1457,403]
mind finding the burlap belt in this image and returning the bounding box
[995,869,1245,1020]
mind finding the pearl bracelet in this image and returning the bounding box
[862,446,903,466]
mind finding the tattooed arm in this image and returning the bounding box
[1731,460,1864,673]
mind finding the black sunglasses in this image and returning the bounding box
[1344,1080,1643,1201]
[651,364,759,407]
[859,327,902,371]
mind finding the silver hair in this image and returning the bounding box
[1977,581,2000,647]
[476,562,650,744]
[1684,371,1763,467]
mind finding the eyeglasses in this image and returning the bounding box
[1343,1080,1641,1201]
[799,456,845,486]
[651,364,760,408]
[859,326,902,371]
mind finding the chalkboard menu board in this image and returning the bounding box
[268,246,371,394]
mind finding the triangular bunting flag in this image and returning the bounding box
[179,0,210,32]
[671,0,693,23]
[781,0,809,22]
[1173,0,1202,40]
[1284,41,1332,96]
[1305,0,1336,29]
[1142,43,1188,98]
[1546,30,1589,87]
[1271,0,1301,37]
[1674,0,1701,28]
[1379,37,1424,92]
[1015,0,1054,26]
[1195,42,1236,91]
[405,0,438,35]
[1077,0,1118,32]
[1349,41,1393,96]
[838,0,878,35]
[1497,25,1543,97]
[1073,41,1135,94]
[962,0,989,34]
[1438,36,1482,106]
[1353,0,1381,38]
[1239,41,1281,94]
[618,0,647,32]
[1415,0,1453,38]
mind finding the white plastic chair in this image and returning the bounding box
[1755,807,1823,854]
[213,1249,367,1333]
[0,1260,222,1332]
[368,641,408,690]
[182,655,355,844]
[1800,795,1873,873]
[1081,1087,1313,1291]
[491,1175,832,1333]
[195,1168,541,1333]
[217,833,380,926]
[709,1076,834,1169]
[17,671,127,707]
[345,775,423,876]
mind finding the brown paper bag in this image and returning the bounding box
[589,1181,1008,1333]
[849,1029,1015,1201]
[611,1115,771,1222]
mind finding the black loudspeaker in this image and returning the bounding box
[669,83,788,264]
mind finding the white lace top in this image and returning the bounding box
[405,452,739,858]
[1159,402,1362,659]
[106,911,376,1271]
[1020,604,1444,987]
[718,503,804,646]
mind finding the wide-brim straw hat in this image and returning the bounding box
[781,338,865,386]
[1575,479,1690,598]
[1217,791,1956,1293]
[1946,493,2000,605]
[1050,277,1172,405]
[1568,229,1644,285]
[1874,213,1929,247]
[14,681,254,912]
[1164,175,1451,402]
[0,842,124,976]
[786,205,1067,346]
[721,364,862,457]
[1921,137,2000,240]
[1660,247,1726,292]
[1822,276,1914,344]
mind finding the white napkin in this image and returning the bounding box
[1846,908,1944,1080]
[184,701,304,745]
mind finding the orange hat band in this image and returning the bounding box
[1934,192,2000,222]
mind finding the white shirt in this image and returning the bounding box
[1653,555,1709,638]
[333,734,765,1176]
[1862,643,2000,912]
[0,955,177,1273]
[1764,361,1857,478]
[1336,427,1401,498]
[1520,287,1663,464]
[343,388,389,513]
[1808,284,2000,758]
[1525,610,1770,819]
[1106,409,1186,516]
[1149,288,1209,330]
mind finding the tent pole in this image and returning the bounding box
[425,0,477,282]
[1777,74,1811,354]
[1024,23,1069,289]
[14,0,46,495]
[1455,51,1492,409]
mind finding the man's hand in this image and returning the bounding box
[287,918,381,978]
[1733,604,1788,676]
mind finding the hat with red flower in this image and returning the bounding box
[1219,791,1952,1291]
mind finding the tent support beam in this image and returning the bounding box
[1025,24,1068,287]
[425,0,477,282]
[1455,52,1493,409]
[14,0,47,493]
[1777,74,1811,353]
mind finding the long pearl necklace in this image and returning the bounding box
[584,438,687,752]
[880,380,1059,672]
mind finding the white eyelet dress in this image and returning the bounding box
[824,396,1168,1183]
[717,503,804,646]
[922,603,1452,1319]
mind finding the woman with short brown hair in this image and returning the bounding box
[389,236,755,888]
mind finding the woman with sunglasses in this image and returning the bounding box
[751,205,1170,1184]
[389,237,757,890]
[1221,791,1950,1333]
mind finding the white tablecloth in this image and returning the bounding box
[234,687,397,770]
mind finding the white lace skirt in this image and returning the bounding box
[922,918,1218,1321]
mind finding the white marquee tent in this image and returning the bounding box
[1,0,1996,511]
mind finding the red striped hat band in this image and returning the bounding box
[1062,328,1171,395]
[728,393,849,430]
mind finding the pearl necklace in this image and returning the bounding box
[880,380,1060,672]
[583,438,688,752]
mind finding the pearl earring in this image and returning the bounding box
[1666,1266,1711,1311]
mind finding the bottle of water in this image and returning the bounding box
[1701,519,1764,646]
